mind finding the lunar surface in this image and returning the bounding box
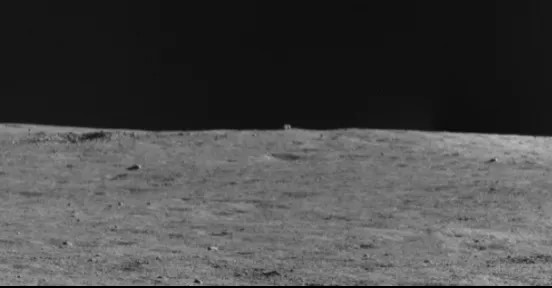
[2,123,552,285]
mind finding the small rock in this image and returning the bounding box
[359,243,375,249]
[261,270,281,277]
[214,134,227,140]
[126,164,142,171]
[207,246,218,251]
[283,124,292,130]
[193,278,202,284]
[485,157,498,163]
[62,240,73,247]
[211,231,230,236]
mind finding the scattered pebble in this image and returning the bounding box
[284,124,292,130]
[62,240,73,247]
[207,246,219,251]
[193,278,202,284]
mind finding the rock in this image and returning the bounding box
[126,164,142,171]
[261,270,281,277]
[485,157,498,163]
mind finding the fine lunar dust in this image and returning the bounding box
[0,124,551,285]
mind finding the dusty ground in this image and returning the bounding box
[1,123,552,285]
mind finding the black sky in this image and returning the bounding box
[0,1,550,134]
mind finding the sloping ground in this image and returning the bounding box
[1,124,552,285]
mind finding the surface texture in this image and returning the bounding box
[1,124,552,285]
